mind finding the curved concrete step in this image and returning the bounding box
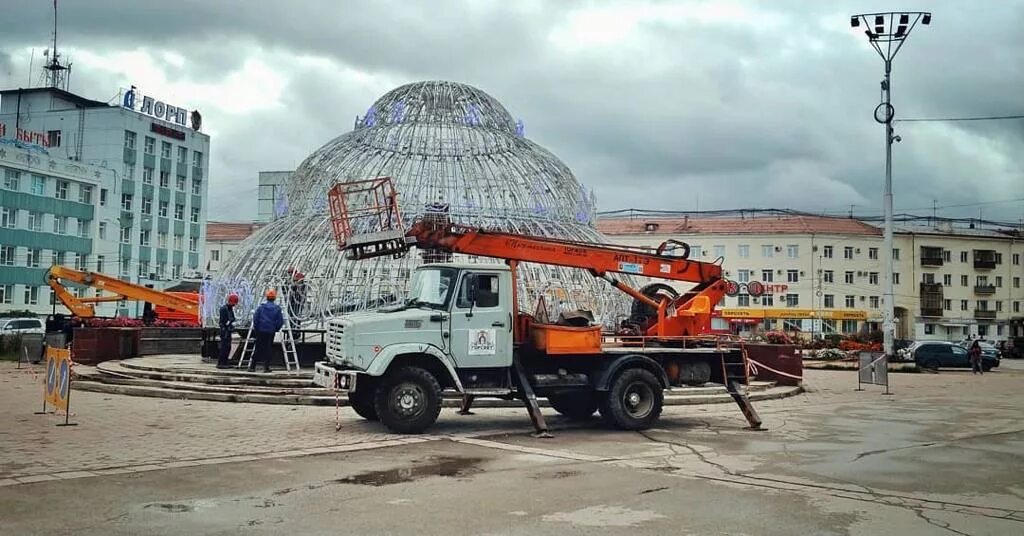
[118,356,308,378]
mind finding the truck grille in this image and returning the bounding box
[327,319,347,360]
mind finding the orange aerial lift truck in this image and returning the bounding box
[312,178,761,436]
[46,266,200,323]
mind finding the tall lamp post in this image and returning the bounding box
[850,11,930,358]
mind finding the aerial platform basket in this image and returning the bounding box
[328,177,412,260]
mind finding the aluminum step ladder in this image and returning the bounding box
[236,304,301,371]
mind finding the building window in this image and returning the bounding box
[960,300,968,311]
[141,229,151,246]
[786,244,799,259]
[192,151,203,168]
[177,146,187,164]
[0,246,15,266]
[824,294,834,308]
[785,294,799,307]
[995,276,1003,287]
[1015,301,1021,313]
[959,275,967,287]
[143,167,154,184]
[977,300,988,311]
[976,275,989,286]
[159,171,169,188]
[823,270,833,283]
[172,264,182,279]
[922,273,935,284]
[176,176,186,191]
[23,286,39,305]
[124,130,137,149]
[142,197,152,215]
[79,185,93,204]
[144,136,155,154]
[159,141,171,159]
[844,271,854,284]
[844,246,854,259]
[30,175,45,195]
[77,219,91,238]
[960,251,968,263]
[841,319,857,333]
[893,273,900,285]
[191,180,202,195]
[74,253,87,271]
[893,248,900,261]
[124,163,135,181]
[3,169,20,190]
[1014,277,1020,289]
[158,201,169,218]
[155,262,165,279]
[98,221,107,240]
[761,269,773,282]
[53,216,67,235]
[713,245,725,259]
[943,250,951,262]
[869,272,879,285]
[869,296,880,308]
[786,270,798,283]
[55,180,69,200]
[978,324,989,337]
[761,245,774,258]
[868,247,878,260]
[211,250,220,261]
[943,299,951,311]
[737,293,750,307]
[845,295,855,307]
[996,301,1003,312]
[100,188,108,206]
[0,207,16,228]
[53,251,65,267]
[172,204,183,220]
[942,274,951,286]
[995,252,1003,264]
[121,226,132,244]
[822,245,833,258]
[121,193,133,211]
[924,324,935,335]
[27,211,42,231]
[174,235,183,249]
[1014,253,1020,265]
[690,245,702,258]
[139,261,150,277]
[738,269,750,283]
[738,245,749,258]
[188,236,198,252]
[158,232,168,248]
[762,294,774,307]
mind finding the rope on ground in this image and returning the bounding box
[746,358,804,381]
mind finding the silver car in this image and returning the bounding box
[0,317,45,335]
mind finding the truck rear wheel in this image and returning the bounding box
[348,381,379,421]
[373,366,442,434]
[547,391,598,420]
[599,368,663,430]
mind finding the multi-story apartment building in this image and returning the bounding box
[598,213,1024,342]
[0,86,211,315]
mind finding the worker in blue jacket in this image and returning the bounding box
[250,289,284,372]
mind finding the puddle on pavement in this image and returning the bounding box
[143,502,193,513]
[335,456,484,486]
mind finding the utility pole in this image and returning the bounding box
[850,11,931,359]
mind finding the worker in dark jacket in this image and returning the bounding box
[216,293,239,369]
[250,289,284,373]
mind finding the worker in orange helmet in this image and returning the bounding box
[250,289,284,372]
[216,293,239,369]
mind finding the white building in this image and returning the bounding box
[598,213,1024,342]
[204,222,264,274]
[0,86,212,314]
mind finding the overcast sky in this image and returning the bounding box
[2,1,1021,223]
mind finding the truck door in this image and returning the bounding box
[449,271,513,369]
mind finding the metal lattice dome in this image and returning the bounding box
[203,81,629,326]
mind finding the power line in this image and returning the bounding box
[896,114,1024,122]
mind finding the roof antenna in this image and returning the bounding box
[42,0,71,90]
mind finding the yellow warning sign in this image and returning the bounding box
[44,347,72,411]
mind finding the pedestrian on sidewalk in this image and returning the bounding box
[216,293,239,369]
[968,340,983,374]
[250,289,284,373]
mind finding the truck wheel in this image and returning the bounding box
[348,383,379,421]
[547,391,598,420]
[599,368,663,430]
[373,366,442,434]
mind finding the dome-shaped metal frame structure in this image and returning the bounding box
[203,81,629,327]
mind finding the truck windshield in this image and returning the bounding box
[407,267,457,309]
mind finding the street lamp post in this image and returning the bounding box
[850,11,931,358]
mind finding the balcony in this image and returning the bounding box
[920,247,944,267]
[974,309,997,320]
[974,284,996,295]
[920,307,944,318]
[974,250,997,270]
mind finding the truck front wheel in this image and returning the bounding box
[547,391,598,420]
[373,366,442,434]
[599,368,663,430]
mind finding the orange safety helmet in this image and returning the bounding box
[227,293,239,305]
[265,289,277,300]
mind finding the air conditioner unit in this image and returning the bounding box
[812,245,818,252]
[777,269,783,275]
[856,248,861,254]
[799,271,805,276]
[775,246,782,252]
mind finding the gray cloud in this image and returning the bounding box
[2,0,1021,222]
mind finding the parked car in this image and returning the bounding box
[0,317,45,335]
[913,341,1000,371]
[958,340,1001,360]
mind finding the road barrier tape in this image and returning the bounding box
[745,358,804,381]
